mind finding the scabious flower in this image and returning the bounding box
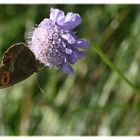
[29,8,89,74]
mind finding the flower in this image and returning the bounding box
[29,8,89,74]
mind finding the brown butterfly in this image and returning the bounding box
[0,42,41,88]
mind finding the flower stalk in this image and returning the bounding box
[92,44,140,95]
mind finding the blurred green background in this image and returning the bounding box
[0,5,140,135]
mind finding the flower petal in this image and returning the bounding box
[75,39,90,48]
[62,33,75,44]
[61,64,75,74]
[39,18,51,26]
[65,48,72,54]
[67,48,85,64]
[50,8,65,26]
[63,12,82,29]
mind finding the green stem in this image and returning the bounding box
[92,44,140,94]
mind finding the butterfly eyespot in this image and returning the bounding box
[1,72,11,85]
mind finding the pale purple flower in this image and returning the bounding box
[29,8,89,74]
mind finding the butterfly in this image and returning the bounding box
[0,42,42,88]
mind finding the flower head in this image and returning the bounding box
[29,8,89,74]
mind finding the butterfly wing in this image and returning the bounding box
[0,43,37,88]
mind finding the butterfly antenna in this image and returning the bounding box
[35,76,46,94]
